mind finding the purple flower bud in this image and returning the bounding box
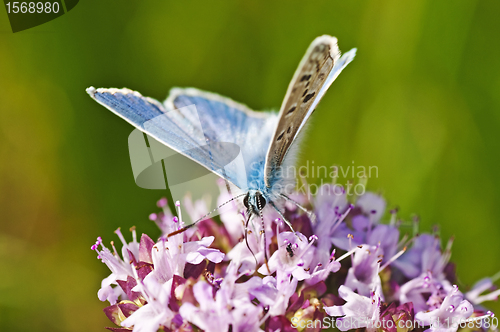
[157,197,168,208]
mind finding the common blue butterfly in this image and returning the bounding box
[87,35,356,250]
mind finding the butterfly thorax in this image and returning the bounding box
[247,158,296,195]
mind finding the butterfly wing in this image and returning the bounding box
[165,88,278,190]
[87,87,277,190]
[263,35,356,187]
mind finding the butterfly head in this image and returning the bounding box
[243,190,267,215]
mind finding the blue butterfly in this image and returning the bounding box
[87,35,356,241]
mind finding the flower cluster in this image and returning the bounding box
[92,183,499,332]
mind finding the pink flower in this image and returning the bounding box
[345,244,384,299]
[415,285,473,332]
[393,234,451,279]
[121,277,175,332]
[258,231,315,281]
[92,187,498,332]
[324,285,382,331]
[465,273,500,305]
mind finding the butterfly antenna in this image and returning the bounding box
[167,193,246,237]
[279,193,317,223]
[244,212,260,272]
[268,200,302,241]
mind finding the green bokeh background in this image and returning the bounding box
[1,1,500,331]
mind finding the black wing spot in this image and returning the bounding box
[303,92,316,103]
[287,106,296,114]
[287,126,292,134]
[300,74,311,82]
[276,131,285,141]
[302,89,308,97]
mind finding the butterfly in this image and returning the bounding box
[87,35,356,258]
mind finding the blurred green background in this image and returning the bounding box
[1,0,500,330]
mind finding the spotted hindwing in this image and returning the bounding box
[263,35,341,186]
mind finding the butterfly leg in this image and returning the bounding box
[258,210,271,274]
[244,212,260,273]
[279,193,317,223]
[269,201,303,242]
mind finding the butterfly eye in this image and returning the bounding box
[255,192,267,210]
[243,194,250,209]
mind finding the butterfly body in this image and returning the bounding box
[87,35,356,230]
[286,242,295,258]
